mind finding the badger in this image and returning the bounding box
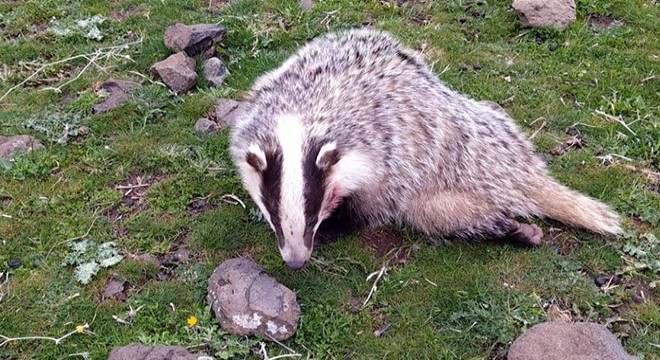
[229,28,622,270]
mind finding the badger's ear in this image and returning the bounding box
[246,144,267,172]
[316,141,340,170]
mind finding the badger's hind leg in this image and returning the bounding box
[404,191,543,246]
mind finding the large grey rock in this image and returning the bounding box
[207,258,300,340]
[511,0,576,31]
[150,52,197,94]
[164,23,227,58]
[93,78,141,114]
[508,322,638,360]
[0,135,44,159]
[214,98,251,128]
[108,343,211,360]
[202,57,229,88]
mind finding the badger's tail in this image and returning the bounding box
[532,179,623,235]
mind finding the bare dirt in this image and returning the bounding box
[114,5,143,21]
[588,14,623,31]
[359,227,411,265]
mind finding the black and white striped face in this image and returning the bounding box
[237,115,342,270]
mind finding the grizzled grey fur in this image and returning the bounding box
[230,28,621,269]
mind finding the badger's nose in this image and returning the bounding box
[286,259,306,270]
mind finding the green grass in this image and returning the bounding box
[1,0,659,359]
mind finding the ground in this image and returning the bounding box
[0,0,658,359]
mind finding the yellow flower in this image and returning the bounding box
[75,325,85,333]
[187,316,197,327]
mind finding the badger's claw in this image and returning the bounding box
[506,221,543,247]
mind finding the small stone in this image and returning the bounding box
[103,279,125,300]
[473,63,482,70]
[459,65,468,72]
[208,258,300,340]
[566,126,579,136]
[92,78,141,114]
[511,0,576,31]
[108,343,210,360]
[536,36,544,45]
[508,322,638,360]
[202,57,229,88]
[194,118,217,134]
[0,135,44,159]
[135,253,160,267]
[595,275,608,287]
[214,98,252,128]
[8,258,21,268]
[349,298,361,314]
[190,197,207,209]
[163,23,227,58]
[633,285,651,303]
[549,44,558,51]
[150,52,197,94]
[477,0,484,4]
[299,0,315,10]
[33,259,41,267]
[459,16,467,23]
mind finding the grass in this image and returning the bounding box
[1,0,659,359]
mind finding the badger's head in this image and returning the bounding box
[234,115,361,270]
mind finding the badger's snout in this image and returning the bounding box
[279,240,313,270]
[285,259,306,270]
[277,229,314,270]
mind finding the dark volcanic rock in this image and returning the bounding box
[150,52,197,94]
[164,23,227,58]
[0,135,44,159]
[508,322,638,360]
[207,258,300,340]
[93,78,141,114]
[202,57,229,88]
[511,0,576,31]
[214,98,251,128]
[108,343,210,360]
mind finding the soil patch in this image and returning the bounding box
[200,0,229,13]
[360,227,410,265]
[409,14,431,26]
[114,5,142,21]
[188,194,219,217]
[588,14,623,31]
[104,173,162,237]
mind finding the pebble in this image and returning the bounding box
[8,258,21,268]
[549,44,558,51]
[473,63,482,70]
[595,275,608,287]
